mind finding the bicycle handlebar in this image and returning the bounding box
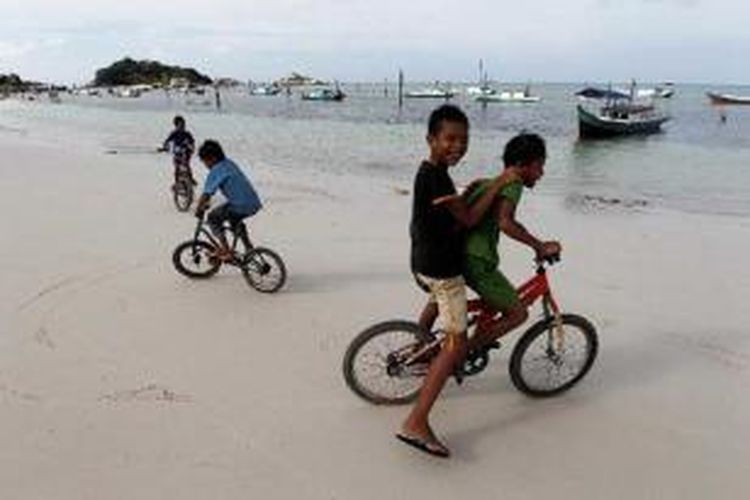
[536,252,561,267]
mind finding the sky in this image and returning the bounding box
[1,0,748,85]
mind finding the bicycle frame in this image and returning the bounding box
[192,217,254,256]
[468,263,562,334]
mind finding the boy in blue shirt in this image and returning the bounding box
[194,140,262,261]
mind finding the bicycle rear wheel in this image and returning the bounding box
[172,240,221,278]
[509,314,598,398]
[343,320,436,405]
[241,247,286,293]
[172,180,194,212]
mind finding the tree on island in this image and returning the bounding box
[275,72,328,87]
[93,57,213,87]
[0,73,29,93]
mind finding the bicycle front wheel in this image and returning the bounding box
[241,247,286,293]
[343,320,433,405]
[509,314,598,398]
[172,240,221,278]
[172,181,194,212]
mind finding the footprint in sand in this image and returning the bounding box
[664,334,750,372]
[99,383,192,404]
[0,383,41,403]
[34,327,56,350]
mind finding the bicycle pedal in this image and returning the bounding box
[486,340,501,351]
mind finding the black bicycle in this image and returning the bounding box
[172,214,287,293]
[172,165,194,212]
[158,147,194,212]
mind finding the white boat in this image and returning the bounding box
[405,87,455,99]
[249,84,281,96]
[118,88,141,98]
[636,83,675,99]
[466,85,496,97]
[706,91,750,105]
[475,87,540,103]
[301,87,345,101]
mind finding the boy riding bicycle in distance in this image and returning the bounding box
[398,105,519,458]
[194,140,262,262]
[159,115,197,186]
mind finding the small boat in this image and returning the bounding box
[466,85,496,97]
[405,87,455,99]
[577,104,669,138]
[635,83,675,99]
[301,87,345,101]
[249,84,281,96]
[576,87,629,100]
[475,87,540,103]
[706,91,750,105]
[656,83,675,98]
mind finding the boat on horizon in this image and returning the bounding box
[706,91,750,105]
[404,85,455,99]
[475,85,540,103]
[249,83,282,96]
[635,83,675,99]
[301,86,346,102]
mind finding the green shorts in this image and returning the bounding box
[464,255,519,312]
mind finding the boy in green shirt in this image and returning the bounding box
[463,132,561,353]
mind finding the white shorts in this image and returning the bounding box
[416,274,467,335]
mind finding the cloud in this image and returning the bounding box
[2,0,749,83]
[0,40,37,59]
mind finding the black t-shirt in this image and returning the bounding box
[410,161,464,278]
[164,130,195,155]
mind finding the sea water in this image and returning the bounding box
[2,82,749,216]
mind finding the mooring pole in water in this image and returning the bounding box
[384,78,388,98]
[214,85,222,110]
[398,69,404,110]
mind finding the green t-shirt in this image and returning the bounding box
[464,179,523,267]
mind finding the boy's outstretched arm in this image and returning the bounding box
[497,199,561,257]
[161,131,175,151]
[437,170,520,229]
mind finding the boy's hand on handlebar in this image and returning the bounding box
[536,241,562,263]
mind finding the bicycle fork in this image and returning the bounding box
[543,294,566,354]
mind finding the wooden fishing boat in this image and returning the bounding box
[577,104,670,138]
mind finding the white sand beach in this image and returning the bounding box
[1,131,749,499]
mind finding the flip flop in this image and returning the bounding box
[396,433,450,458]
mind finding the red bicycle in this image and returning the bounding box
[342,257,598,405]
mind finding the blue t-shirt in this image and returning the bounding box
[203,158,262,215]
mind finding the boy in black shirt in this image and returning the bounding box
[159,115,197,186]
[398,105,512,458]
